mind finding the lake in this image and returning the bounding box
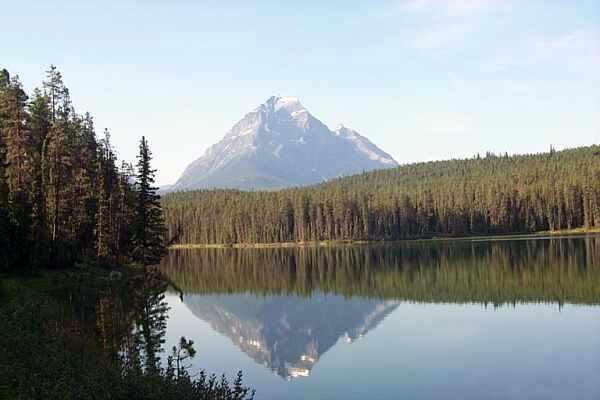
[159,236,600,400]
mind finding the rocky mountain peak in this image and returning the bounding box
[169,97,398,191]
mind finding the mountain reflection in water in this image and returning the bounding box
[180,293,398,379]
[159,236,600,392]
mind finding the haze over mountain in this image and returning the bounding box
[169,96,397,191]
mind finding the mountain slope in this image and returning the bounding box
[162,145,600,244]
[170,96,397,191]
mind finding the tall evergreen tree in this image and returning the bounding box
[0,72,31,195]
[116,161,137,261]
[43,66,72,254]
[132,136,166,266]
[0,73,11,269]
[28,88,52,262]
[96,129,117,260]
[0,69,33,266]
[0,65,156,270]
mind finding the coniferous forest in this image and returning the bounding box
[163,146,600,245]
[0,66,167,271]
[0,67,254,399]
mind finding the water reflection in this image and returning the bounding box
[159,236,600,398]
[181,293,398,379]
[162,236,600,305]
[48,266,172,374]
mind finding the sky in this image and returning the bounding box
[2,0,599,185]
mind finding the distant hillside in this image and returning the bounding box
[168,96,396,191]
[162,145,600,244]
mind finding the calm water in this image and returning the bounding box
[159,236,600,400]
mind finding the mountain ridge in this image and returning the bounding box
[168,96,397,191]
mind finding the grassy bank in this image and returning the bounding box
[169,228,600,249]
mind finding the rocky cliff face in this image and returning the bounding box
[170,96,397,191]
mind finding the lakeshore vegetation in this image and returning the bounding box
[0,67,253,399]
[163,145,600,245]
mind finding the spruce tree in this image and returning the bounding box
[0,69,10,207]
[96,129,116,260]
[0,69,34,267]
[42,66,72,251]
[132,136,166,266]
[0,89,11,270]
[28,88,51,262]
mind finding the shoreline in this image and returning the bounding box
[169,228,600,249]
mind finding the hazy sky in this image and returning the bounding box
[2,0,599,185]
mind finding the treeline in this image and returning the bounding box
[163,146,600,244]
[162,237,600,305]
[0,66,165,270]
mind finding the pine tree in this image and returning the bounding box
[0,69,34,267]
[96,129,116,260]
[43,66,72,252]
[132,136,166,266]
[0,72,31,195]
[0,75,11,269]
[28,88,52,262]
[116,161,136,261]
[0,70,10,207]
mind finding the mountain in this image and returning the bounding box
[169,96,397,191]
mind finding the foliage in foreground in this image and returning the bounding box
[0,270,254,400]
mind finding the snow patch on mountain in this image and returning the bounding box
[334,125,396,165]
[169,96,398,191]
[274,96,303,113]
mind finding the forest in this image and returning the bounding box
[163,145,600,245]
[0,66,166,271]
[0,67,253,399]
